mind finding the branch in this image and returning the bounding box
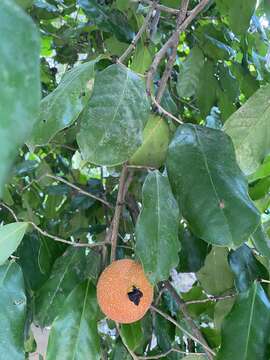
[151,94,183,124]
[118,6,154,63]
[132,0,180,15]
[156,0,190,103]
[151,305,216,357]
[29,221,109,248]
[185,294,236,306]
[161,281,214,360]
[24,173,113,209]
[116,323,139,360]
[0,202,18,222]
[147,0,210,114]
[110,164,133,262]
[45,174,113,209]
[138,348,205,359]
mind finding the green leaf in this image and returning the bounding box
[197,60,218,117]
[248,155,270,182]
[224,83,270,175]
[197,247,234,296]
[129,115,170,169]
[131,44,153,75]
[214,297,235,331]
[112,341,132,360]
[15,0,33,8]
[77,64,150,166]
[0,261,26,360]
[0,0,40,196]
[217,282,270,360]
[216,0,256,36]
[179,228,211,273]
[29,61,96,147]
[17,233,49,291]
[177,46,205,98]
[46,280,100,360]
[135,171,180,284]
[166,124,260,247]
[228,244,269,293]
[121,321,144,352]
[34,247,98,327]
[0,222,28,265]
[251,224,270,259]
[78,0,133,42]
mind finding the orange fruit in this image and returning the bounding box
[97,259,153,323]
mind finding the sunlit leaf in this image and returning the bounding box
[0,223,28,265]
[77,64,149,166]
[0,0,40,196]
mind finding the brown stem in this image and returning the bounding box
[118,6,155,63]
[137,348,205,359]
[29,221,109,248]
[185,293,236,305]
[151,305,216,357]
[110,164,133,262]
[0,202,18,222]
[156,0,190,103]
[161,281,214,360]
[132,0,180,15]
[147,0,210,107]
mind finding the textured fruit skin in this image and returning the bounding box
[97,259,153,323]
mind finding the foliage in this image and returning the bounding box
[1,0,270,359]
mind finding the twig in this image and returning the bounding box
[147,0,210,110]
[132,0,180,15]
[118,6,154,63]
[161,281,214,360]
[23,173,113,209]
[110,164,133,262]
[151,94,183,124]
[116,323,139,360]
[46,174,113,209]
[138,348,205,359]
[156,0,190,103]
[185,294,236,305]
[0,202,18,222]
[151,305,216,357]
[28,221,109,248]
[260,279,270,284]
[127,164,155,170]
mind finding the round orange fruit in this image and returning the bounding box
[97,259,153,323]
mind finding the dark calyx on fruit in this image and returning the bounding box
[127,286,143,306]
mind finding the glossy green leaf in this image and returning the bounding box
[112,341,132,360]
[217,282,270,360]
[15,0,33,8]
[130,115,170,168]
[0,0,40,196]
[34,247,98,327]
[46,280,100,360]
[78,0,133,42]
[216,0,256,36]
[121,321,144,352]
[17,233,49,291]
[214,297,235,331]
[228,244,269,293]
[248,155,270,182]
[224,83,270,175]
[179,228,211,273]
[0,261,26,360]
[29,61,96,147]
[135,171,180,284]
[251,224,270,259]
[197,247,234,296]
[197,60,218,117]
[0,222,28,265]
[166,124,260,247]
[77,64,149,166]
[177,46,204,98]
[131,44,153,75]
